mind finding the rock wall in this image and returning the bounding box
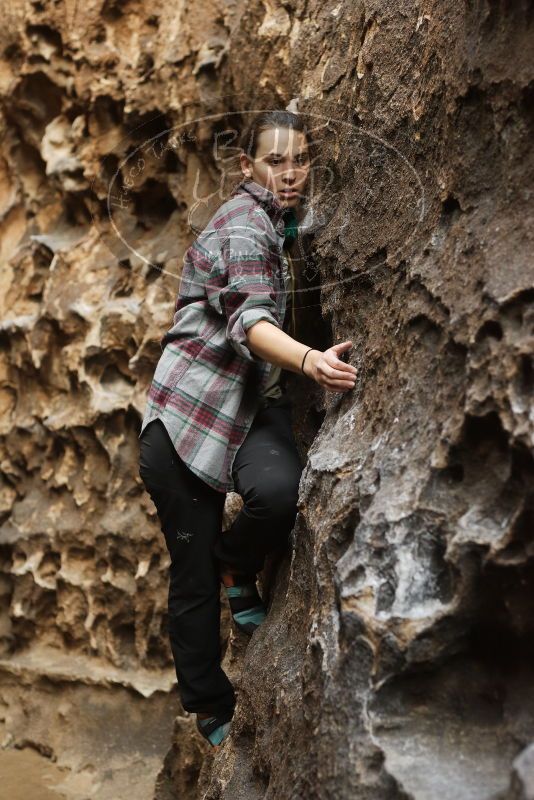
[1,1,533,799]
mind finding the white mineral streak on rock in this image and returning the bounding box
[135,559,150,580]
[0,314,39,331]
[41,116,83,178]
[258,1,291,38]
[388,537,448,620]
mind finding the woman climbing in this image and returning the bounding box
[138,110,358,748]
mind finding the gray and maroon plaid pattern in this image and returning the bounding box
[139,179,291,493]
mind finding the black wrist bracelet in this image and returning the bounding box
[301,347,314,375]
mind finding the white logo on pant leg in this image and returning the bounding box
[176,530,193,542]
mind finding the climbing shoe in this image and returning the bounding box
[221,571,267,636]
[196,711,233,748]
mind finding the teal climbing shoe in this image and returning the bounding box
[196,713,233,747]
[222,574,267,636]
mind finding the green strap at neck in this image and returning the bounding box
[282,208,298,247]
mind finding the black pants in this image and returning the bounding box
[138,397,303,716]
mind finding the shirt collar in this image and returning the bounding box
[231,178,287,230]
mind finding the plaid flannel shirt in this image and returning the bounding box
[138,178,292,493]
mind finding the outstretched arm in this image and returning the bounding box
[246,320,357,394]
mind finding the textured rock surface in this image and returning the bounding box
[1,0,533,799]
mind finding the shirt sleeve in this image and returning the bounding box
[205,215,282,362]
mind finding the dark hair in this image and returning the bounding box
[239,110,312,160]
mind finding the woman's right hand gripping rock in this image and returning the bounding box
[303,340,358,393]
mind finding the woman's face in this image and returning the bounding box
[240,126,310,209]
